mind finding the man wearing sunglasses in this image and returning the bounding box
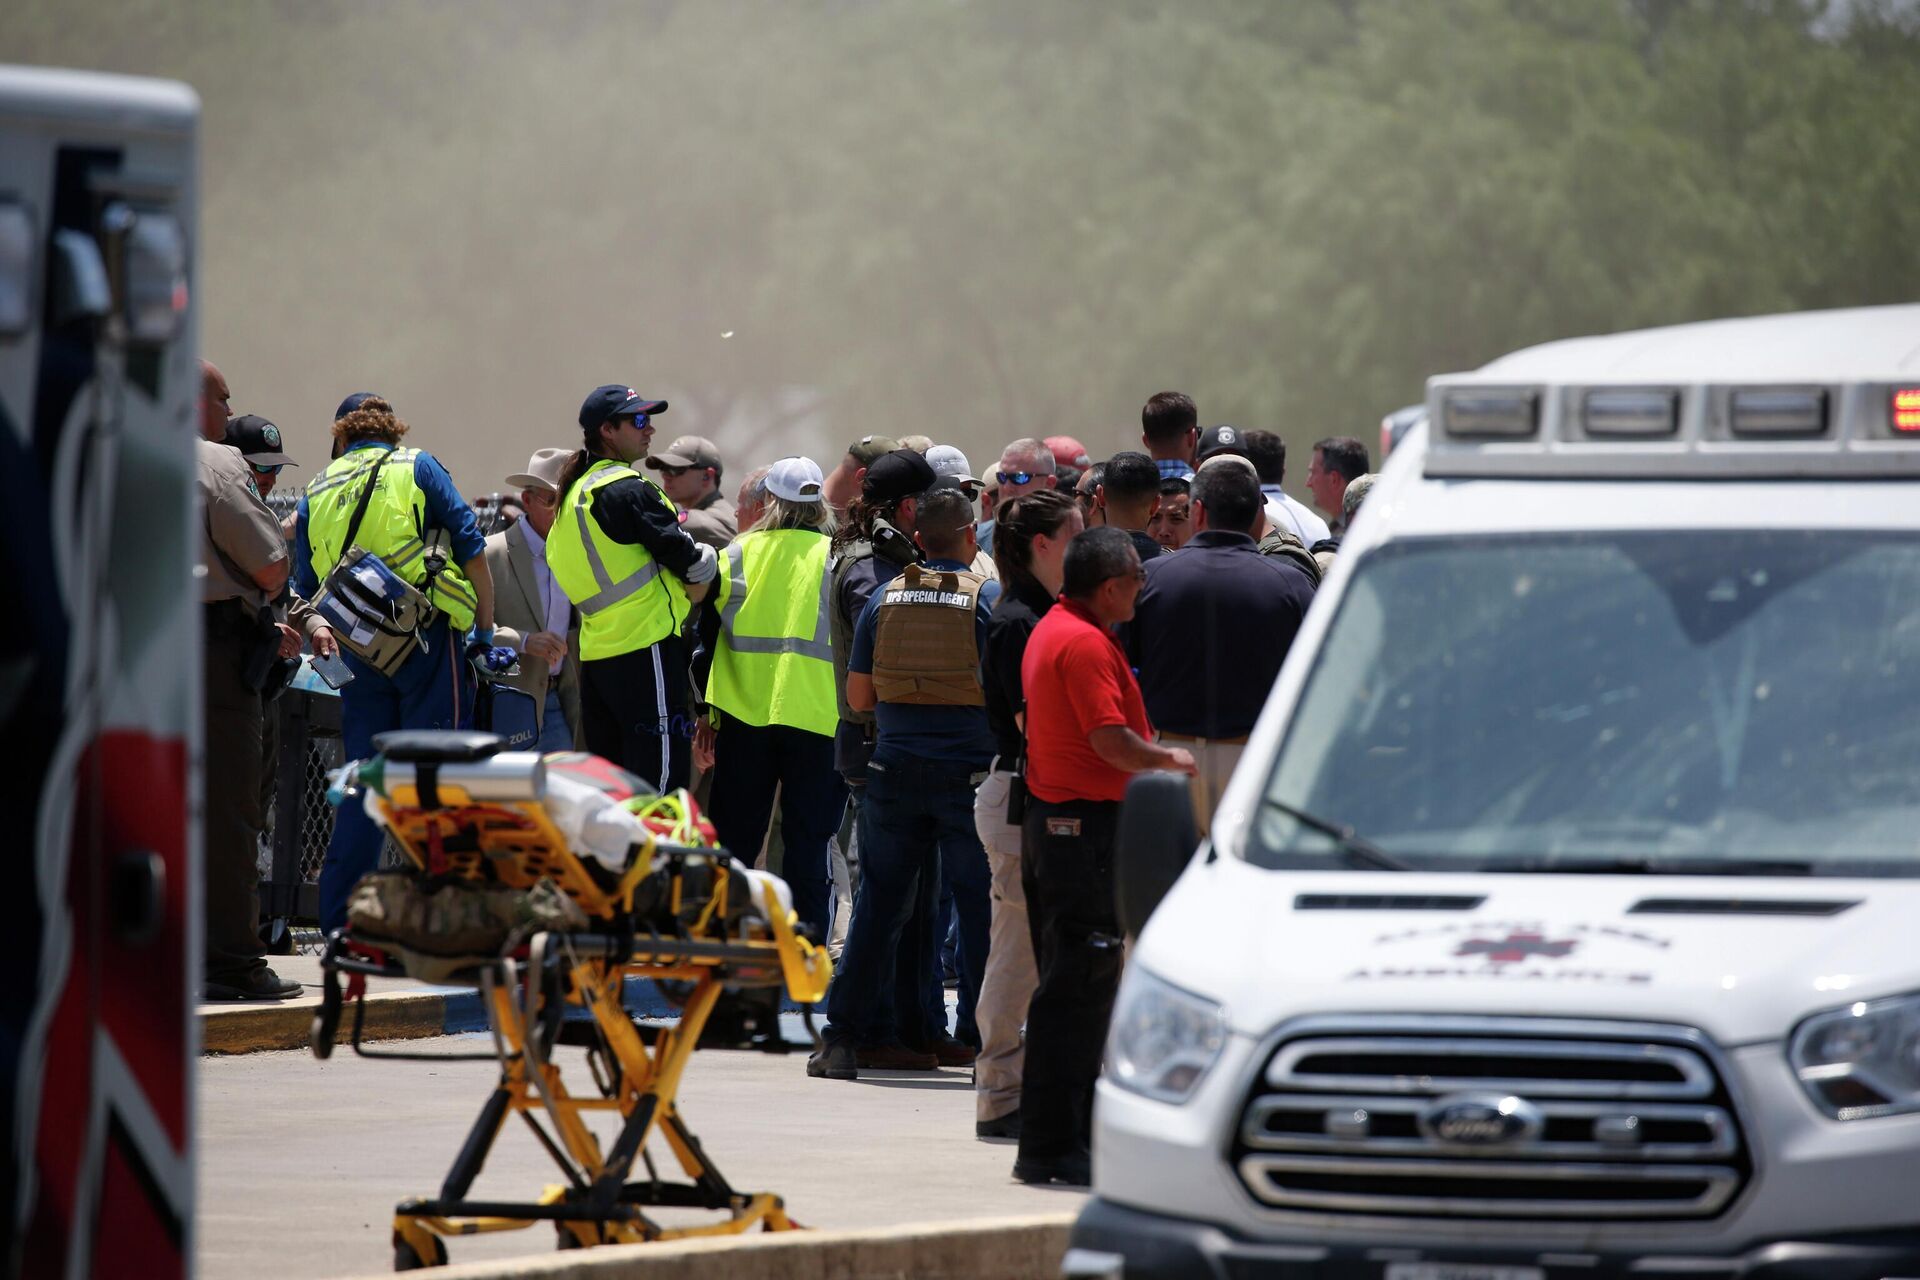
[647,434,736,551]
[979,437,1058,558]
[223,413,298,497]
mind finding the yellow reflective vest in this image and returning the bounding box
[705,528,837,738]
[547,459,691,661]
[304,445,479,630]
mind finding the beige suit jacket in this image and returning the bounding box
[484,522,582,744]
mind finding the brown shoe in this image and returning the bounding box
[927,1034,978,1068]
[856,1041,939,1070]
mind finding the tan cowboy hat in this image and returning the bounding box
[505,447,572,494]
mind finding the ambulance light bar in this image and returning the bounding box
[1426,379,1920,478]
[1584,389,1677,437]
[1729,388,1826,437]
[1893,388,1920,433]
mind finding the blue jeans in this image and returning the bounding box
[707,714,846,939]
[929,837,990,1047]
[537,685,573,753]
[317,620,472,932]
[826,748,989,1049]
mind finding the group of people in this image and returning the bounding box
[195,359,1376,1188]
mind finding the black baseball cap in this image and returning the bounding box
[224,414,298,467]
[1198,423,1250,461]
[335,392,382,421]
[580,384,669,431]
[861,448,938,504]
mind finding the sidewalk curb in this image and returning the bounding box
[198,976,781,1055]
[340,1212,1077,1280]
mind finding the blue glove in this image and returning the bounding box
[469,626,495,648]
[481,646,518,674]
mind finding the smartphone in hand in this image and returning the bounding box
[309,650,355,690]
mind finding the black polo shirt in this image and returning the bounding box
[1126,529,1315,739]
[981,572,1057,764]
[1127,528,1163,563]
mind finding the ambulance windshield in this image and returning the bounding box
[1251,531,1920,876]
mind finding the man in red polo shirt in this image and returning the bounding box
[1014,526,1195,1187]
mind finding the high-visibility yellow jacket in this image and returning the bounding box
[305,445,479,629]
[547,459,690,660]
[705,527,836,738]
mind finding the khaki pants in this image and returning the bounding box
[971,769,1035,1124]
[1158,734,1246,838]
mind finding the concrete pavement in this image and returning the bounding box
[198,1033,1085,1279]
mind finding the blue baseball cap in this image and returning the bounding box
[335,391,382,420]
[579,384,669,431]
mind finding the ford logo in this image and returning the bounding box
[1418,1093,1544,1147]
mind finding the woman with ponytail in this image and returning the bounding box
[970,486,1082,1139]
[545,385,719,794]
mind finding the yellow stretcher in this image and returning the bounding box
[309,731,832,1271]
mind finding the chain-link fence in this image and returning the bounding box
[258,684,406,955]
[264,489,518,535]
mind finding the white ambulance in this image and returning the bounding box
[1073,306,1920,1280]
[1,64,199,1279]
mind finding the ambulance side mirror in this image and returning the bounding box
[1114,770,1199,937]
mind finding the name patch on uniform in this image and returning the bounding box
[882,587,973,609]
[1046,817,1082,837]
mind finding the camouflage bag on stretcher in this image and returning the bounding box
[345,872,591,984]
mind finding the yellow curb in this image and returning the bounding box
[199,989,448,1055]
[340,1212,1078,1279]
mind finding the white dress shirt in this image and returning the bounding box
[1261,485,1331,545]
[518,520,570,676]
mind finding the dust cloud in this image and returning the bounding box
[16,0,1920,497]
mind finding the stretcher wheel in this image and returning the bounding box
[392,1230,446,1270]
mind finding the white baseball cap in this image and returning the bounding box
[925,444,984,494]
[1196,452,1258,479]
[764,455,824,503]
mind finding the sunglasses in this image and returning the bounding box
[249,461,283,477]
[997,470,1037,486]
[618,413,651,430]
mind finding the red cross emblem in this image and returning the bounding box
[1455,931,1578,965]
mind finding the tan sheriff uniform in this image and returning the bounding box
[198,439,288,988]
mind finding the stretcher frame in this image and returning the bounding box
[311,755,831,1271]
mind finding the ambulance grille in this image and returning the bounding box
[1233,1017,1750,1221]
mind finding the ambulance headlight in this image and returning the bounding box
[1790,993,1920,1119]
[1106,967,1227,1104]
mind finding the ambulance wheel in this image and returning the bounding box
[392,1231,446,1270]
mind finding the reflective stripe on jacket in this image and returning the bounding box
[705,527,836,737]
[305,446,478,629]
[546,458,690,660]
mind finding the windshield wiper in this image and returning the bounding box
[1261,798,1414,872]
[1479,856,1817,876]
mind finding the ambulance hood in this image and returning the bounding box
[1135,854,1920,1046]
